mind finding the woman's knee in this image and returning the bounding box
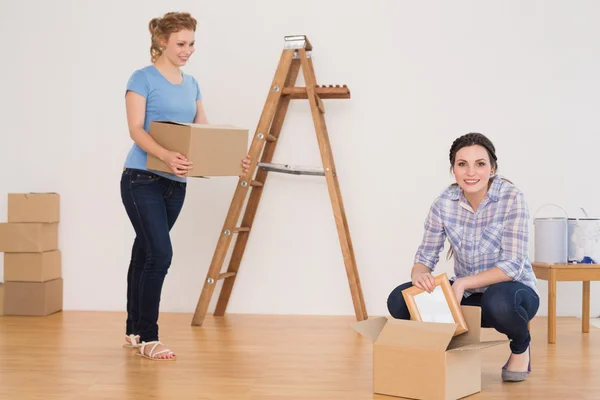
[481,282,511,316]
[481,282,536,325]
[144,243,173,271]
[386,281,413,319]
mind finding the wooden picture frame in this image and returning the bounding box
[401,273,469,336]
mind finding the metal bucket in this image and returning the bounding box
[568,208,600,264]
[534,204,568,264]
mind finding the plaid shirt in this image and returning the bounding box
[414,177,538,297]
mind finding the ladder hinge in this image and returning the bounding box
[293,51,312,59]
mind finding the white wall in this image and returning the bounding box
[1,0,599,319]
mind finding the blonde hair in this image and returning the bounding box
[148,12,197,63]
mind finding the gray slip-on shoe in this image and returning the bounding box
[502,369,530,382]
[501,347,531,382]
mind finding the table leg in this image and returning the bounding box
[583,281,590,333]
[548,270,557,344]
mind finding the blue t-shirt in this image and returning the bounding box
[123,65,201,182]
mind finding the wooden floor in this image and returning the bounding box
[0,312,598,400]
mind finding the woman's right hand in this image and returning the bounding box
[412,270,435,293]
[162,151,193,177]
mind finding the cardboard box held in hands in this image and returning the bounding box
[350,306,508,400]
[146,121,249,177]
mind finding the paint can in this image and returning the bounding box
[568,208,600,264]
[533,204,568,264]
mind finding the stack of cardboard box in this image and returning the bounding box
[0,193,62,316]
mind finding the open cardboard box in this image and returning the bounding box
[351,306,508,400]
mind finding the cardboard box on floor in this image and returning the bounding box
[351,306,508,400]
[8,193,60,223]
[146,121,249,177]
[3,278,63,316]
[4,250,62,282]
[0,223,58,252]
[0,192,60,252]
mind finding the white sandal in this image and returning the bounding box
[122,334,141,348]
[137,341,176,361]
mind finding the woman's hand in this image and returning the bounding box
[452,278,466,303]
[412,270,435,293]
[162,151,193,177]
[240,154,251,175]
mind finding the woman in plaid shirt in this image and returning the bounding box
[386,132,539,383]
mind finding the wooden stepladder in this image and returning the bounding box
[191,35,367,326]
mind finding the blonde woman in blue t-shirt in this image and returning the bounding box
[387,133,539,382]
[120,12,250,360]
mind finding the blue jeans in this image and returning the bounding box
[387,280,540,354]
[120,168,187,342]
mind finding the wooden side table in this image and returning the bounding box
[532,262,600,344]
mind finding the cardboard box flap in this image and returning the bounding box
[187,123,240,129]
[351,317,459,350]
[447,339,509,352]
[448,306,510,350]
[448,305,484,347]
[378,319,457,350]
[153,121,186,126]
[350,317,388,342]
[154,121,240,130]
[14,192,60,195]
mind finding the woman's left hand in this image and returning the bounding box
[452,278,466,303]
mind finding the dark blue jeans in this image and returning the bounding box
[120,168,186,342]
[387,280,540,354]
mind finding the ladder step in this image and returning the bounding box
[233,227,250,233]
[250,180,264,187]
[218,272,236,280]
[266,134,277,142]
[258,162,325,176]
[282,85,350,99]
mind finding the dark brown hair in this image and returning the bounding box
[149,12,197,63]
[449,132,498,174]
